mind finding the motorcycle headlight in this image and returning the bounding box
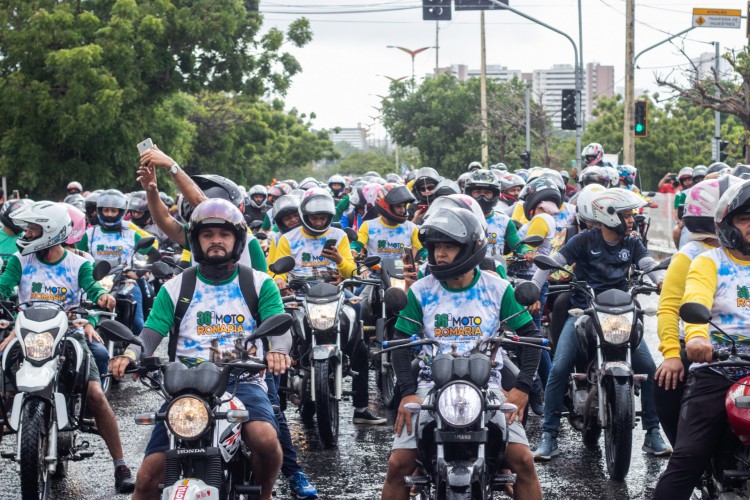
[99,275,114,293]
[23,331,55,360]
[597,311,633,345]
[437,382,483,428]
[166,396,211,440]
[308,302,338,330]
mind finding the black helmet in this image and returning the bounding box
[419,207,487,281]
[376,184,415,225]
[467,161,483,172]
[273,194,301,234]
[464,169,501,214]
[193,175,243,210]
[159,192,174,208]
[523,177,563,221]
[715,180,750,254]
[0,199,31,235]
[299,187,335,236]
[267,182,292,205]
[96,189,127,230]
[580,166,609,188]
[63,193,85,212]
[692,165,708,182]
[433,179,460,199]
[84,190,102,226]
[127,191,150,227]
[188,199,247,264]
[732,165,750,181]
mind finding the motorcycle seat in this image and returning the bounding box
[163,362,222,396]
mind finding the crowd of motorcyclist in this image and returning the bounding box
[0,138,749,499]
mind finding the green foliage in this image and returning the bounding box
[381,74,555,179]
[581,94,743,189]
[0,0,317,198]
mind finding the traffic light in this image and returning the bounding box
[720,140,729,162]
[520,151,531,169]
[634,101,648,137]
[423,0,451,20]
[561,89,577,130]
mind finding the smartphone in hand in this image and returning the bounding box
[403,246,414,268]
[321,239,337,255]
[137,138,154,155]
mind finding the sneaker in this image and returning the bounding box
[642,428,672,456]
[528,382,544,417]
[289,470,318,499]
[532,432,560,461]
[114,464,135,494]
[352,408,387,425]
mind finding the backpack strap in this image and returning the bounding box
[237,264,260,326]
[168,266,198,362]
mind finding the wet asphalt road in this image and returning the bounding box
[0,293,667,499]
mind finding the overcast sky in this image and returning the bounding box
[261,1,749,138]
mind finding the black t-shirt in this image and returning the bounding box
[559,228,649,308]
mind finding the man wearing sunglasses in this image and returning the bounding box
[408,167,441,224]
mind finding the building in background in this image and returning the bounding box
[586,62,615,122]
[329,126,368,151]
[691,51,732,81]
[532,64,586,128]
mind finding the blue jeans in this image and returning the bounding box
[131,282,144,336]
[86,337,109,382]
[265,372,303,478]
[541,316,659,437]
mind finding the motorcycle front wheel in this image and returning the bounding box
[381,360,400,409]
[314,360,339,448]
[20,399,51,500]
[604,378,633,481]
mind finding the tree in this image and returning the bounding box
[0,0,312,197]
[656,46,750,162]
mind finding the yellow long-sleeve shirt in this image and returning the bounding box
[656,241,713,359]
[271,226,356,282]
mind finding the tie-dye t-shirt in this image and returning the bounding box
[683,247,750,377]
[0,250,105,308]
[273,226,356,281]
[485,210,510,257]
[80,222,149,266]
[143,267,285,386]
[395,270,532,389]
[356,217,421,261]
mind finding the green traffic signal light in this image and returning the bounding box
[635,123,644,133]
[634,101,648,137]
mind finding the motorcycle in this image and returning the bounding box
[271,255,379,448]
[109,313,292,500]
[515,254,660,481]
[96,236,156,391]
[679,302,750,499]
[0,261,125,499]
[378,288,550,499]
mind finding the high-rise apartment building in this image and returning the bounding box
[532,64,586,127]
[586,62,614,122]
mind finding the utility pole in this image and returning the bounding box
[577,0,584,161]
[435,21,440,73]
[525,83,531,152]
[714,41,721,161]
[623,0,635,165]
[480,10,489,167]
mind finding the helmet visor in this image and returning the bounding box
[303,196,335,215]
[420,209,474,244]
[97,192,127,210]
[191,199,244,226]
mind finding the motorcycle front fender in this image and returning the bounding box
[16,358,58,393]
[54,392,69,431]
[161,478,219,500]
[8,392,24,431]
[601,361,633,379]
[312,345,340,362]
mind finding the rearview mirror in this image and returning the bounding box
[248,313,293,341]
[135,236,156,251]
[249,220,263,231]
[534,255,564,272]
[363,255,381,268]
[344,227,358,242]
[654,257,672,271]
[384,287,408,313]
[514,281,540,307]
[679,302,711,324]
[255,232,268,241]
[151,261,172,280]
[269,256,296,276]
[520,235,544,248]
[92,260,112,281]
[98,319,142,347]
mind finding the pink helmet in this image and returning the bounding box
[63,203,87,245]
[360,183,384,212]
[684,176,744,237]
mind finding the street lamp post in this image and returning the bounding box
[387,46,433,87]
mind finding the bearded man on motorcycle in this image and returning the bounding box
[109,199,290,500]
[526,188,671,460]
[0,201,134,492]
[654,180,750,498]
[381,206,543,500]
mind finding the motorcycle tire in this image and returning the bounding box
[20,399,51,500]
[604,378,633,481]
[314,360,339,448]
[301,399,316,424]
[381,362,400,409]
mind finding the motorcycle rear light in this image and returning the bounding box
[134,412,156,425]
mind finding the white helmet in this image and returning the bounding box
[12,201,72,256]
[590,188,646,235]
[602,166,620,188]
[575,184,607,226]
[247,184,268,209]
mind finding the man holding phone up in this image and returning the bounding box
[270,187,385,424]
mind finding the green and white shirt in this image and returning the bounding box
[78,221,154,266]
[485,210,511,257]
[143,267,285,385]
[395,270,531,389]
